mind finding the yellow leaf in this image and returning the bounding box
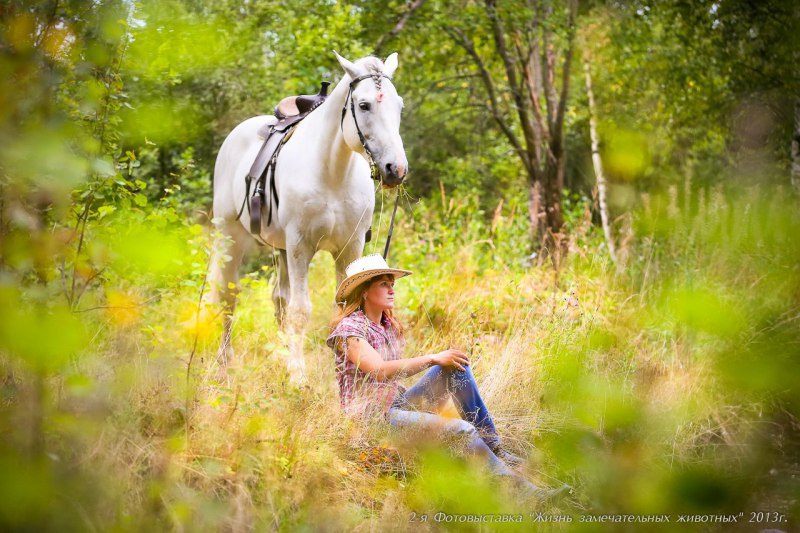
[106,290,140,326]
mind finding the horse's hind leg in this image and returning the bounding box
[283,239,316,385]
[203,220,251,372]
[271,248,289,330]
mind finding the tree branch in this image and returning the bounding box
[551,0,578,153]
[540,2,558,131]
[405,73,480,114]
[34,0,60,49]
[485,0,538,177]
[445,25,531,174]
[513,30,547,168]
[374,0,427,55]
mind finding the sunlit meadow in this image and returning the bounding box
[1,1,799,531]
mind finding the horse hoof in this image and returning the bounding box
[288,369,308,387]
[213,367,229,385]
[286,355,307,385]
[211,345,234,384]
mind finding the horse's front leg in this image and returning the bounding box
[283,239,314,385]
[334,240,366,287]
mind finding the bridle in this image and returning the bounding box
[339,72,401,260]
[340,72,394,183]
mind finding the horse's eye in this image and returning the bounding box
[358,102,371,111]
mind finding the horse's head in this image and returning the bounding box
[335,52,408,188]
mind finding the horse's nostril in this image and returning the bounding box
[385,163,394,174]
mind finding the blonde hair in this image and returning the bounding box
[330,274,404,335]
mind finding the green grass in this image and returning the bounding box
[1,186,799,531]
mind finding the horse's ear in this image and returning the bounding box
[334,51,364,80]
[383,53,399,78]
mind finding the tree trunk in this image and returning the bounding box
[528,180,545,245]
[541,160,564,255]
[451,0,578,262]
[538,0,577,258]
[792,99,800,192]
[582,52,617,265]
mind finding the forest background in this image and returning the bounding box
[1,0,799,530]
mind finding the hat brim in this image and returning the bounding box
[335,268,412,303]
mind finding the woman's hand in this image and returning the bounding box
[431,349,470,371]
[345,340,470,381]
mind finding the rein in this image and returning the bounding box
[383,192,400,260]
[340,72,402,261]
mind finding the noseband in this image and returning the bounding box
[340,73,394,182]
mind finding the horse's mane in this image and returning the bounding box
[355,56,389,89]
[356,56,385,74]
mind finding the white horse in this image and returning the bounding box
[205,52,407,383]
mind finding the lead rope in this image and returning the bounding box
[383,191,400,260]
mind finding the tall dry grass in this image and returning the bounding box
[1,185,798,530]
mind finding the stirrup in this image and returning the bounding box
[249,194,262,235]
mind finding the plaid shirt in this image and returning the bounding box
[326,310,405,418]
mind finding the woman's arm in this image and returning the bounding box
[345,337,469,381]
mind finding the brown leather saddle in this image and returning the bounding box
[239,82,331,236]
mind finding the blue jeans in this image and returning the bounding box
[387,365,514,476]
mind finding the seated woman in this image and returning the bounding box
[327,254,567,500]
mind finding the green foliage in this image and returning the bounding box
[588,0,798,190]
[0,0,798,529]
[0,291,87,374]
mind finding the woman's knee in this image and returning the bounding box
[436,364,470,379]
[446,418,478,436]
[449,366,476,386]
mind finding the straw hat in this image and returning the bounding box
[335,254,412,303]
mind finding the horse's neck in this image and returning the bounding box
[316,75,351,133]
[298,77,360,183]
